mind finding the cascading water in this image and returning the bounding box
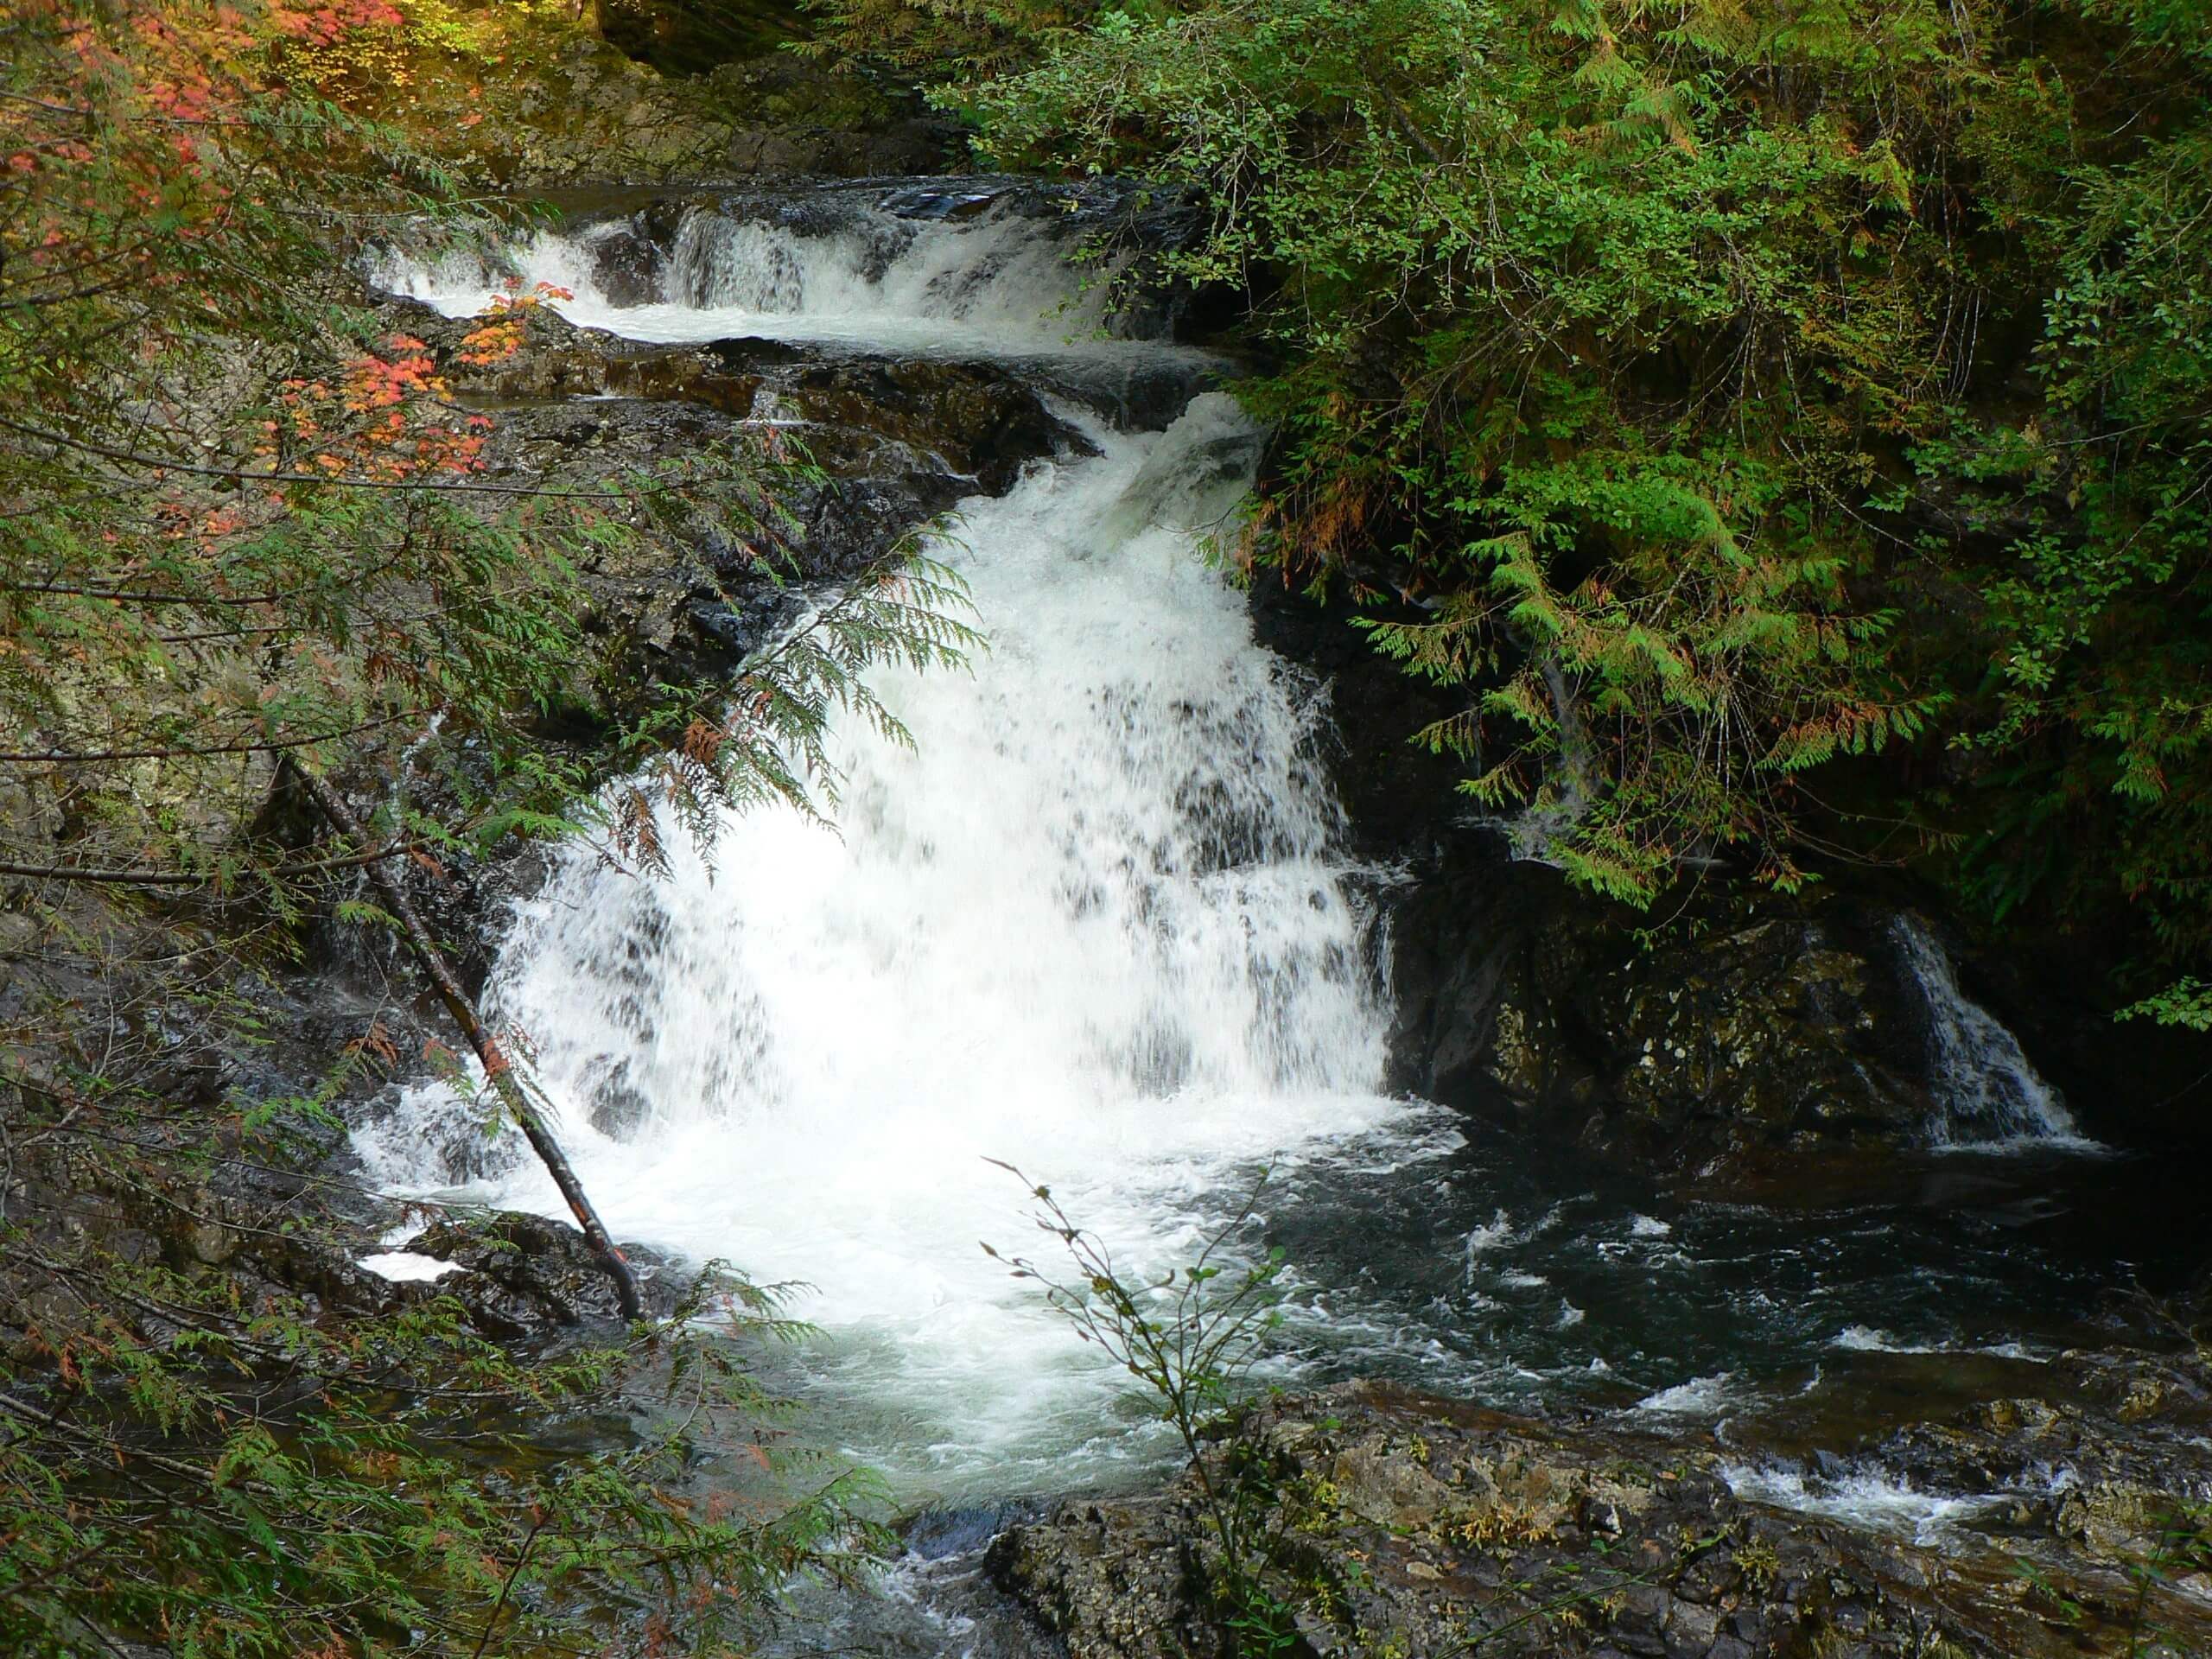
[365,184,1175,359]
[359,193,2156,1560]
[360,382,1452,1491]
[1889,917,2088,1150]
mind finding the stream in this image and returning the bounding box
[356,179,2183,1653]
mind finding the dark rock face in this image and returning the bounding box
[1246,579,1958,1172]
[1245,576,1469,866]
[597,0,802,77]
[1384,861,1938,1174]
[1252,566,2212,1172]
[988,1378,2212,1659]
[592,2,961,181]
[1246,578,2132,1173]
[721,115,960,181]
[367,14,989,193]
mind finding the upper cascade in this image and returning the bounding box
[367,177,1200,357]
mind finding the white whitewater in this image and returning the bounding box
[358,378,1443,1491]
[1720,1459,2026,1547]
[1890,917,2087,1150]
[368,196,1195,362]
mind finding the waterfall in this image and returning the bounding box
[353,188,2124,1518]
[365,185,1180,359]
[356,195,1454,1491]
[1890,917,2087,1150]
[357,377,1440,1491]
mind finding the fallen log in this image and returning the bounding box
[293,760,645,1323]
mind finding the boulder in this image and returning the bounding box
[408,1210,679,1336]
[1386,861,1937,1174]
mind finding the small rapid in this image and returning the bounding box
[367,181,1200,364]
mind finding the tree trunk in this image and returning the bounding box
[293,762,645,1322]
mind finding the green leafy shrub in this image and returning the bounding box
[824,0,2212,1006]
[985,1162,1300,1652]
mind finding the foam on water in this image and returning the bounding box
[358,393,1446,1493]
[357,1251,463,1283]
[1721,1460,2028,1546]
[367,200,1200,364]
[1636,1372,1742,1418]
[1828,1325,2046,1361]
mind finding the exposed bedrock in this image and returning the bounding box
[989,1377,2212,1659]
[1386,863,1942,1175]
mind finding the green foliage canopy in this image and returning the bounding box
[822,0,2212,1003]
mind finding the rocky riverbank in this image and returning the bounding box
[989,1367,2212,1659]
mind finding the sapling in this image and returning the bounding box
[984,1160,1299,1651]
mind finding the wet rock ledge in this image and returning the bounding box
[988,1376,2212,1659]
